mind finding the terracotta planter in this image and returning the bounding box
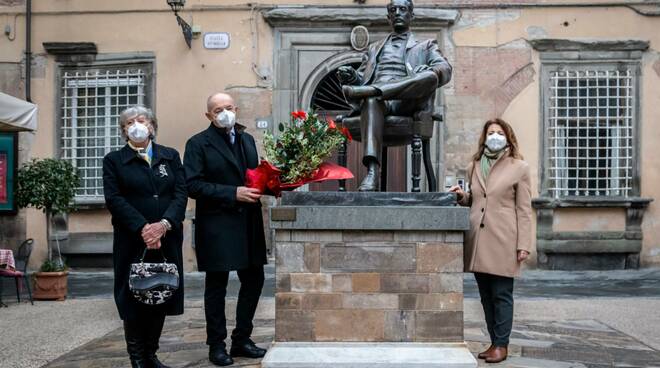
[33,271,69,301]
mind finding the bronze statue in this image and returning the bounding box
[338,0,452,191]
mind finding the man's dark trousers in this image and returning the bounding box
[205,265,265,349]
[474,272,514,347]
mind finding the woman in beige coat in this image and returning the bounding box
[450,118,532,364]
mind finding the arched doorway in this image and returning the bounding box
[300,52,408,192]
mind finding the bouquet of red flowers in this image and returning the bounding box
[246,110,353,196]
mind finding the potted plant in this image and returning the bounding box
[16,158,79,300]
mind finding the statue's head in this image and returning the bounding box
[387,0,414,33]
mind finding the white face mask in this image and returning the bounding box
[214,110,236,129]
[127,122,150,143]
[485,132,507,151]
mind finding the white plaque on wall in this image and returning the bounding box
[203,33,230,49]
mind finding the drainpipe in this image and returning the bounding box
[25,0,32,102]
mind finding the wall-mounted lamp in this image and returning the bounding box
[167,0,193,48]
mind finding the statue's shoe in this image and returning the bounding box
[358,167,379,191]
[342,85,381,100]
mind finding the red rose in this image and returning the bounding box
[327,118,337,129]
[291,110,307,120]
[341,127,353,142]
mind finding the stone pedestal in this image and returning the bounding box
[262,192,477,368]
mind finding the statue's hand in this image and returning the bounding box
[337,66,358,84]
[413,65,432,74]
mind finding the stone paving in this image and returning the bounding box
[41,298,660,368]
[44,300,273,368]
[467,319,660,367]
[4,268,660,368]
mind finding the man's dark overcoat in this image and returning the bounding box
[183,123,267,272]
[103,143,188,321]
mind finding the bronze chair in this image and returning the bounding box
[336,110,443,192]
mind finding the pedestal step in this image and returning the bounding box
[261,342,478,368]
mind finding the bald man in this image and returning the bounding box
[184,93,267,366]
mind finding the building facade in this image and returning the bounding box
[1,0,659,270]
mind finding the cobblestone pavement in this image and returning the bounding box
[39,298,660,368]
[3,268,660,368]
[44,300,272,368]
[467,319,660,367]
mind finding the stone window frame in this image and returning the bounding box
[53,52,156,207]
[535,39,646,201]
[530,39,653,269]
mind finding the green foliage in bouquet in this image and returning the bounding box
[263,110,349,184]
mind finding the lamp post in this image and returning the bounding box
[167,0,193,48]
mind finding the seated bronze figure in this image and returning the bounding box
[337,0,452,191]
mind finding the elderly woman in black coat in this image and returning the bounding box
[103,106,187,368]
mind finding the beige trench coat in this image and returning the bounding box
[458,155,533,278]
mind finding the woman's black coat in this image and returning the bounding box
[183,123,267,272]
[103,143,188,321]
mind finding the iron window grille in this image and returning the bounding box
[545,66,636,198]
[60,68,146,202]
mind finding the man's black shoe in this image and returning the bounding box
[209,348,234,366]
[146,356,170,368]
[230,340,267,359]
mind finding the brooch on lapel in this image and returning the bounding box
[158,164,168,178]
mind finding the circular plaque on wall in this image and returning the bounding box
[350,25,370,51]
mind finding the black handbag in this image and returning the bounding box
[129,248,179,305]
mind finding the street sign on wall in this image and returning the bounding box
[203,33,230,49]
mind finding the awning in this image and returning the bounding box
[0,92,37,132]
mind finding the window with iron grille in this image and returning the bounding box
[544,64,638,198]
[59,63,153,203]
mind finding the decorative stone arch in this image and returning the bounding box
[299,51,363,113]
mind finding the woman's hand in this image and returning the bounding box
[146,239,161,250]
[449,185,465,200]
[141,222,167,248]
[517,250,529,262]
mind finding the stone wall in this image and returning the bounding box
[274,229,465,343]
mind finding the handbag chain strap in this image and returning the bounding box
[139,247,168,264]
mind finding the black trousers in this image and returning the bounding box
[123,311,166,361]
[474,272,514,347]
[205,265,265,349]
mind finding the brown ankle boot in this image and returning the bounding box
[485,346,508,363]
[477,345,495,359]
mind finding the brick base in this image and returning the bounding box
[272,203,468,343]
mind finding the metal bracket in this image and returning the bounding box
[175,14,193,48]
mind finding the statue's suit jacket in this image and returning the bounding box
[353,33,452,88]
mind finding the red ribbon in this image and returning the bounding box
[246,160,354,197]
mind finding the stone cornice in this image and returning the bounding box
[262,7,459,28]
[529,38,650,52]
